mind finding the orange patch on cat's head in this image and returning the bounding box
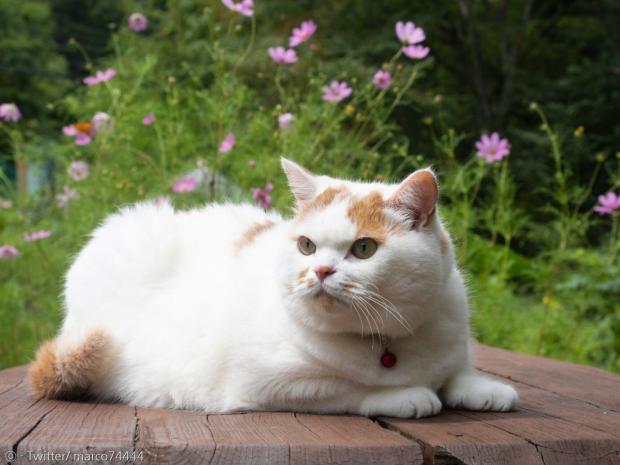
[297,186,349,219]
[347,191,398,243]
[234,220,275,253]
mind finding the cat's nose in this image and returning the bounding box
[314,266,335,282]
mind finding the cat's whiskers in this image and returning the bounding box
[350,298,373,347]
[360,290,413,335]
[363,283,413,334]
[342,281,412,336]
[348,293,379,348]
[349,299,368,339]
[292,277,411,344]
[349,294,385,349]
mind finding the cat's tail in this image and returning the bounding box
[29,329,114,399]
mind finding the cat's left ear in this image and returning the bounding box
[281,158,317,207]
[387,168,438,229]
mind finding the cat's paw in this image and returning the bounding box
[442,372,518,412]
[360,387,442,418]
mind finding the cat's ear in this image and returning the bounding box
[387,168,438,228]
[281,158,317,206]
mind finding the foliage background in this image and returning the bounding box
[1,0,619,372]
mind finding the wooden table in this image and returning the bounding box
[1,344,618,465]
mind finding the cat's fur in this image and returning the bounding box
[30,159,517,418]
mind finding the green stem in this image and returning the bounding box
[274,66,286,103]
[35,242,52,271]
[610,214,619,264]
[233,16,256,73]
[459,159,486,260]
[535,297,550,355]
[154,124,167,177]
[534,105,569,250]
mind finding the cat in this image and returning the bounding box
[30,158,517,418]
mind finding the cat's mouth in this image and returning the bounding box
[311,284,349,305]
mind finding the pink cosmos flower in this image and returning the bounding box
[403,45,430,59]
[63,112,111,146]
[373,70,392,90]
[63,123,92,145]
[128,13,148,32]
[594,192,620,215]
[475,132,511,163]
[221,0,254,17]
[268,47,298,64]
[322,80,352,103]
[289,20,317,47]
[252,183,273,209]
[0,199,12,209]
[396,21,426,45]
[0,103,21,123]
[68,161,89,181]
[219,132,236,153]
[172,176,197,193]
[83,68,117,86]
[24,230,52,242]
[91,112,112,133]
[56,185,79,208]
[278,113,295,130]
[395,21,430,60]
[142,112,155,126]
[0,245,19,260]
[76,133,92,145]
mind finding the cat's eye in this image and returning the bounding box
[297,236,316,255]
[350,238,378,259]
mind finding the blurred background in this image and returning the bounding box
[0,0,618,372]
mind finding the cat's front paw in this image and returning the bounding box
[442,372,518,412]
[360,387,442,418]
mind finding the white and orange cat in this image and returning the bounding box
[30,159,517,418]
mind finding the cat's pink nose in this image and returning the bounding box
[314,266,335,282]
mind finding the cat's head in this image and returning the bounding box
[279,158,454,338]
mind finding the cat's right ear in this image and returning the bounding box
[281,158,317,207]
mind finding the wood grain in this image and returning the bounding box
[0,372,58,465]
[16,401,136,465]
[0,346,619,465]
[474,343,620,411]
[136,407,215,465]
[0,366,25,395]
[381,411,546,465]
[206,412,422,465]
[455,408,619,465]
[513,379,620,436]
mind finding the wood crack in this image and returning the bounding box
[516,403,620,438]
[0,379,23,399]
[9,400,57,465]
[129,405,140,464]
[292,413,321,439]
[372,417,461,465]
[204,414,218,465]
[535,444,548,465]
[455,410,619,458]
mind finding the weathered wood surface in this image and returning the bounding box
[0,344,618,465]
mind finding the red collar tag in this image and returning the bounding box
[381,349,397,368]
